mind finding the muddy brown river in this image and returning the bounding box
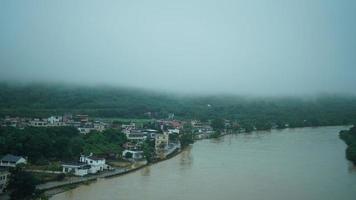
[51,126,356,200]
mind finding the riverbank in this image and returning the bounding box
[339,126,356,165]
[50,126,356,200]
[42,166,145,197]
[44,126,350,199]
[42,145,186,198]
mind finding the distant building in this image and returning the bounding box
[29,118,48,127]
[125,130,147,141]
[168,113,175,120]
[2,116,20,128]
[191,121,214,134]
[62,113,73,123]
[78,127,93,134]
[167,128,180,134]
[122,142,139,150]
[0,154,27,168]
[47,116,64,126]
[93,121,106,132]
[0,169,10,194]
[74,115,89,124]
[121,123,136,130]
[145,129,158,139]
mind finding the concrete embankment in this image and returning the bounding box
[38,144,183,194]
[37,168,129,191]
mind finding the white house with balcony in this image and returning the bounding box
[61,162,90,176]
[80,154,107,174]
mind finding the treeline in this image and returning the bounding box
[0,127,127,164]
[1,83,356,127]
[339,126,356,165]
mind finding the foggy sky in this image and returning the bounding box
[0,0,355,95]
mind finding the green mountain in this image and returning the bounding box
[1,82,356,127]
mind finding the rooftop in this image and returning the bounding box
[0,154,25,162]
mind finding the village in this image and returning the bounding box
[0,113,235,197]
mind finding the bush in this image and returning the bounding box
[340,126,356,165]
[7,168,39,200]
[56,173,65,181]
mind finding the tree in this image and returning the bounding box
[339,126,356,165]
[182,122,193,133]
[56,173,66,181]
[124,152,133,159]
[211,119,224,130]
[7,167,38,200]
[180,133,194,148]
[82,129,127,155]
[142,139,155,163]
[210,131,221,138]
[169,133,179,142]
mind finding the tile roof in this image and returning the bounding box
[1,154,24,162]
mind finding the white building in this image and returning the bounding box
[62,154,108,176]
[125,130,147,141]
[93,121,106,132]
[47,116,64,126]
[121,123,136,130]
[78,127,93,134]
[0,154,27,168]
[80,154,107,174]
[48,116,62,123]
[62,162,90,176]
[0,169,10,194]
[145,129,158,139]
[168,128,180,134]
[29,118,48,127]
[122,150,144,160]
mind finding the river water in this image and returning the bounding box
[51,126,356,200]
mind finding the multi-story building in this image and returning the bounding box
[155,132,169,150]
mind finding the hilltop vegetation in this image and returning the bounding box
[1,83,356,129]
[0,126,127,164]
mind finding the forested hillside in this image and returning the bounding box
[0,127,127,164]
[1,83,356,127]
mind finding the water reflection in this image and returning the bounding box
[140,166,151,176]
[347,163,356,174]
[179,146,193,167]
[210,137,224,144]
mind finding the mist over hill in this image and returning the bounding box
[1,82,356,127]
[1,1,356,96]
